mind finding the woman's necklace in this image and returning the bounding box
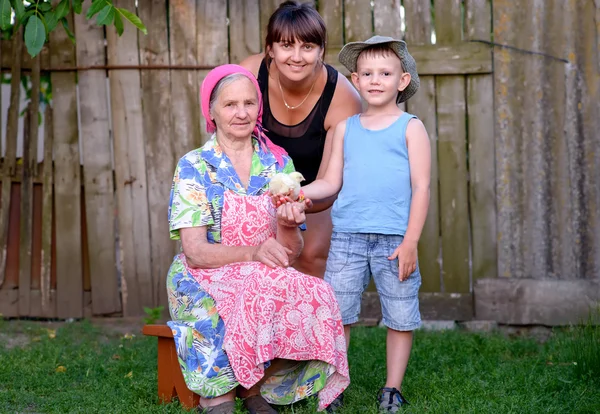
[277,72,318,110]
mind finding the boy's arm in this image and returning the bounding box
[389,118,431,281]
[404,118,431,246]
[301,120,347,210]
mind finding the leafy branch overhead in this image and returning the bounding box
[0,0,147,58]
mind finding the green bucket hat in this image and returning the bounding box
[338,35,420,103]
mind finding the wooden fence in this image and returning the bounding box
[0,0,598,324]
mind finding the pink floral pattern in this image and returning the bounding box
[183,191,349,410]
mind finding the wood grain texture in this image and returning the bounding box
[330,43,492,76]
[436,76,470,293]
[373,0,403,39]
[50,12,83,318]
[0,29,22,287]
[229,0,261,63]
[475,278,600,325]
[344,0,373,43]
[40,107,53,316]
[138,0,177,309]
[74,11,121,315]
[465,0,496,281]
[108,0,152,316]
[197,0,228,66]
[404,0,440,292]
[169,0,203,151]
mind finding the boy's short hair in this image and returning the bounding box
[356,44,407,72]
[338,35,419,103]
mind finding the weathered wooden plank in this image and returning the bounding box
[29,289,57,319]
[197,0,228,66]
[403,0,440,292]
[434,0,462,44]
[411,42,491,75]
[408,79,440,292]
[330,42,493,76]
[465,0,496,281]
[31,184,42,291]
[362,291,473,322]
[228,0,261,63]
[196,0,228,146]
[373,0,403,39]
[0,289,18,317]
[475,278,600,325]
[50,12,83,319]
[0,289,56,319]
[404,0,431,45]
[259,0,286,46]
[568,0,600,278]
[108,0,153,316]
[40,107,53,315]
[169,0,203,153]
[19,107,33,315]
[419,292,473,321]
[74,7,120,315]
[467,75,496,280]
[138,0,177,309]
[0,28,22,287]
[318,0,343,65]
[436,76,470,293]
[344,0,373,43]
[0,39,50,71]
[18,59,40,316]
[435,0,470,294]
[2,183,21,290]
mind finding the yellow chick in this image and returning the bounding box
[268,172,305,200]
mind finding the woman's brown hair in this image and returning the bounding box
[264,1,327,68]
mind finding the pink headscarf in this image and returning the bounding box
[200,64,287,167]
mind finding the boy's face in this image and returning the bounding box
[351,51,411,107]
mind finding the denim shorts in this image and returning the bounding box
[324,232,422,331]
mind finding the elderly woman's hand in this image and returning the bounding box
[276,201,307,228]
[252,237,293,268]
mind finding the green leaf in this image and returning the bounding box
[60,17,75,43]
[44,10,57,32]
[96,4,113,26]
[0,0,12,31]
[39,2,52,12]
[71,0,83,14]
[55,0,70,20]
[113,8,123,35]
[12,0,25,20]
[24,15,46,57]
[117,7,146,34]
[86,0,108,19]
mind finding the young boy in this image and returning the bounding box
[280,35,431,412]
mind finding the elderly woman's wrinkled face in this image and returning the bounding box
[210,77,259,141]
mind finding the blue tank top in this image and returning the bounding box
[331,112,417,235]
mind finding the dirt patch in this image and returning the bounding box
[0,332,32,349]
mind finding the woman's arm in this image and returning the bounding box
[275,202,307,264]
[239,53,263,77]
[181,226,255,269]
[181,226,292,269]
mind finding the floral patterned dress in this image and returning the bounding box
[166,136,349,410]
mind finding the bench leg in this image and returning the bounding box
[157,336,200,409]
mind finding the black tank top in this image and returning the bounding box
[257,60,338,184]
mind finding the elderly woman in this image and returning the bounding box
[166,64,349,414]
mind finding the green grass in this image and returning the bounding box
[0,319,598,413]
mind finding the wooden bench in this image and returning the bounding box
[142,324,200,409]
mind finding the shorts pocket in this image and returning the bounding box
[326,233,351,273]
